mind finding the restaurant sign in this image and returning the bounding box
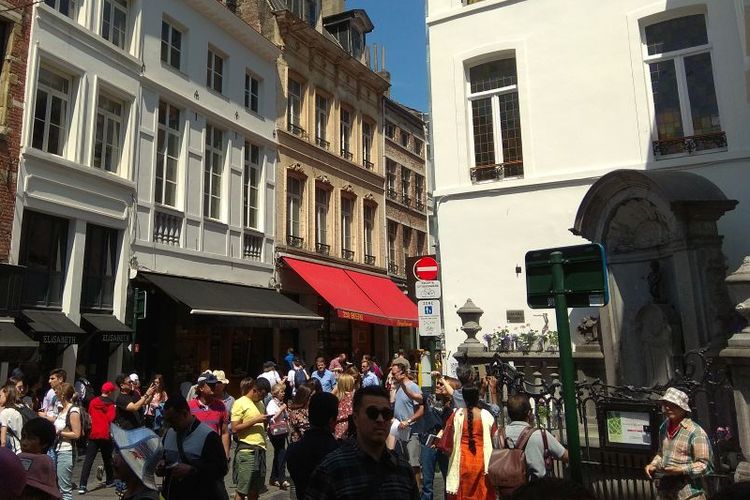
[40,335,78,345]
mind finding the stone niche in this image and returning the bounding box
[572,170,737,386]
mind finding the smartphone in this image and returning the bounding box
[425,434,439,447]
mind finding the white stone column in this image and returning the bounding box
[60,219,87,376]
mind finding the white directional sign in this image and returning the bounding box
[418,299,442,336]
[415,280,441,299]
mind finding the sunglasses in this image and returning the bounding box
[364,406,394,421]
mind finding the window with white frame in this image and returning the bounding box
[101,0,128,50]
[32,66,70,156]
[468,57,524,181]
[206,48,224,93]
[363,204,374,258]
[315,93,328,147]
[156,101,181,206]
[362,121,373,167]
[644,13,724,157]
[245,73,260,113]
[286,176,302,240]
[161,20,182,70]
[93,94,124,173]
[340,107,351,158]
[44,0,79,19]
[203,125,223,219]
[243,142,261,229]
[287,77,303,133]
[341,196,353,254]
[315,187,328,250]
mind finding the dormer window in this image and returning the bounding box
[323,10,373,60]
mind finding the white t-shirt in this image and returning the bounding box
[259,370,281,388]
[54,406,80,452]
[0,407,23,453]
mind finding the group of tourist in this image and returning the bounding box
[1,351,746,500]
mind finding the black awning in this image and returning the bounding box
[0,320,38,361]
[21,310,86,345]
[81,313,132,343]
[140,272,322,327]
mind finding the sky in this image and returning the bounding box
[347,0,429,112]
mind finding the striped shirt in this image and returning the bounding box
[649,417,712,499]
[304,439,418,500]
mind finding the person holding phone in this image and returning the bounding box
[230,377,271,500]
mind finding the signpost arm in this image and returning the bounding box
[550,251,583,484]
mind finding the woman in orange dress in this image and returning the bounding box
[443,383,497,499]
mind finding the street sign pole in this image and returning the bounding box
[550,251,582,484]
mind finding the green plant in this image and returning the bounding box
[518,329,539,352]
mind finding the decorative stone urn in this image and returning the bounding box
[453,299,496,369]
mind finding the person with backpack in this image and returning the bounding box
[439,383,496,499]
[495,394,568,496]
[78,381,118,494]
[53,382,82,500]
[287,358,309,396]
[0,384,25,453]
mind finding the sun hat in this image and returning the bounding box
[212,370,230,384]
[660,387,691,413]
[102,381,117,393]
[17,452,60,499]
[0,448,27,499]
[110,424,163,490]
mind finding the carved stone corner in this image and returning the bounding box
[315,174,331,186]
[364,193,374,201]
[342,184,354,194]
[287,162,306,175]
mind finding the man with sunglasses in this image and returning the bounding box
[114,373,155,431]
[188,372,231,460]
[391,363,424,485]
[305,385,419,500]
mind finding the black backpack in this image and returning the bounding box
[294,368,307,388]
[15,403,37,426]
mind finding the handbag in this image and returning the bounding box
[435,410,456,455]
[268,413,289,436]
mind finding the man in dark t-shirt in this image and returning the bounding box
[114,373,154,430]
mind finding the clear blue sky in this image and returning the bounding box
[347,0,428,112]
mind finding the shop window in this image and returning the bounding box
[81,225,118,311]
[18,211,69,308]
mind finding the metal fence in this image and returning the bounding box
[485,348,741,499]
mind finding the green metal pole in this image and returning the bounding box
[550,251,583,484]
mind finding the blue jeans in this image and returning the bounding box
[420,443,449,500]
[56,449,74,500]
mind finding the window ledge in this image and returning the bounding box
[153,203,184,216]
[203,217,228,229]
[21,147,136,191]
[204,86,230,103]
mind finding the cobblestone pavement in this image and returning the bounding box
[70,445,445,499]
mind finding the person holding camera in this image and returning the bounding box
[645,388,712,500]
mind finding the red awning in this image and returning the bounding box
[283,257,418,327]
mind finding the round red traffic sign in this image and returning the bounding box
[413,256,439,281]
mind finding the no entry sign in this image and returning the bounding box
[413,256,439,281]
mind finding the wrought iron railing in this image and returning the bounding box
[387,188,398,200]
[652,131,727,158]
[315,242,330,255]
[286,234,304,248]
[340,149,353,161]
[287,123,307,138]
[388,260,399,274]
[401,194,411,207]
[153,211,182,246]
[363,159,374,170]
[364,254,376,265]
[415,199,425,211]
[470,160,524,183]
[315,136,330,150]
[342,248,355,260]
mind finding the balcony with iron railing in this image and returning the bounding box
[315,136,330,150]
[387,188,398,201]
[365,254,376,265]
[652,131,727,158]
[316,242,330,255]
[153,210,183,246]
[415,199,425,212]
[287,123,307,138]
[342,248,355,261]
[287,234,304,248]
[363,159,374,170]
[340,149,353,161]
[388,260,399,274]
[401,194,411,207]
[470,160,524,183]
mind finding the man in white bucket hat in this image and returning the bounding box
[645,387,712,500]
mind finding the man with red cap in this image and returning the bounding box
[78,381,118,494]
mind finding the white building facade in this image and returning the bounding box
[427,0,750,381]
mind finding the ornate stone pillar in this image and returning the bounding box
[719,257,750,481]
[453,299,495,374]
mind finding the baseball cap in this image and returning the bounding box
[197,371,218,385]
[129,373,140,382]
[0,448,26,499]
[102,381,117,393]
[18,452,60,499]
[212,370,229,385]
[110,424,162,490]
